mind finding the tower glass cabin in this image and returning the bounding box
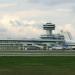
[43,23,55,35]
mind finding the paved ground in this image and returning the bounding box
[0,50,75,56]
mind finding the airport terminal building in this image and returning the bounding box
[0,23,65,51]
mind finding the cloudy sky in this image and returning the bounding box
[0,0,75,40]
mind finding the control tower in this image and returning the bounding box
[43,23,55,35]
[40,23,56,39]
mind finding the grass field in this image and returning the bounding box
[0,56,75,75]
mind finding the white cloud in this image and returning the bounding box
[56,8,72,12]
[0,3,16,8]
[58,24,75,40]
[0,15,45,39]
[0,14,74,40]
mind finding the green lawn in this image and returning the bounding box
[0,56,75,75]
